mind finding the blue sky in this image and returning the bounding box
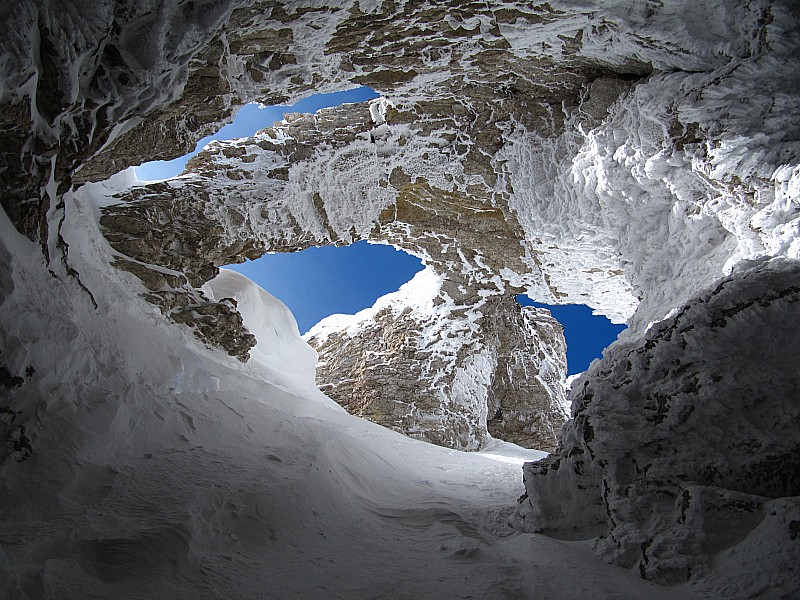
[137,88,626,375]
[226,242,423,334]
[516,295,626,375]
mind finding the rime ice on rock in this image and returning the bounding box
[513,263,800,598]
[305,268,568,451]
[1,1,799,599]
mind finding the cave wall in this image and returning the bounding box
[512,262,800,598]
[90,0,799,455]
[1,0,799,597]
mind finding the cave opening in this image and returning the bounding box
[224,241,423,335]
[115,78,621,451]
[4,2,798,596]
[515,295,627,376]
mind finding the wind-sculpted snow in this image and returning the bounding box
[203,269,322,398]
[1,0,799,598]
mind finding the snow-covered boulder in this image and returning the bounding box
[513,261,800,597]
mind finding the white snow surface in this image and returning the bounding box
[203,268,324,399]
[0,180,693,600]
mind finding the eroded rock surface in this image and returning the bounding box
[513,262,800,598]
[306,270,567,451]
[98,98,572,448]
[1,0,799,598]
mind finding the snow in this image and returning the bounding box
[0,188,694,599]
[2,0,798,597]
[203,269,325,400]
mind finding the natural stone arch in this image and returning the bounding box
[98,99,572,450]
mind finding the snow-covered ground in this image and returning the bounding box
[0,186,694,599]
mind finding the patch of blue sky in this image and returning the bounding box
[226,241,423,335]
[516,295,626,375]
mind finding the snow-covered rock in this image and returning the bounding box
[98,98,572,450]
[306,268,568,451]
[513,261,800,598]
[1,0,798,598]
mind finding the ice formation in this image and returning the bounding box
[1,1,798,598]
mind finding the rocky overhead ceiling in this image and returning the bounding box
[1,0,799,598]
[98,99,573,449]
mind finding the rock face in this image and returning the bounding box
[1,0,799,598]
[306,269,567,451]
[513,262,800,598]
[100,185,263,361]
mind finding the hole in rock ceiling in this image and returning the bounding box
[225,241,423,335]
[516,295,627,376]
[135,86,380,181]
[131,84,622,382]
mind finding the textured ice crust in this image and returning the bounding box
[500,21,800,330]
[507,4,800,596]
[514,261,800,598]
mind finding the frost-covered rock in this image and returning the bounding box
[306,268,568,451]
[1,0,799,598]
[513,261,800,597]
[98,98,571,449]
